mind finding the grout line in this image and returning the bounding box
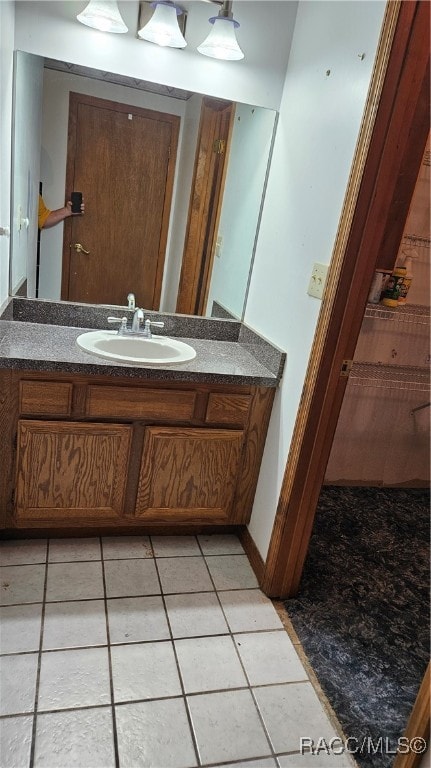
[100,536,120,768]
[0,551,248,567]
[0,711,40,721]
[0,562,47,568]
[28,539,50,768]
[0,689,308,722]
[0,648,48,658]
[195,536,278,763]
[0,616,284,656]
[1,585,262,610]
[203,553,249,558]
[151,537,202,768]
[199,755,277,768]
[21,702,117,718]
[180,679,310,697]
[0,627,287,657]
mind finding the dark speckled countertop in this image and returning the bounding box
[0,298,286,387]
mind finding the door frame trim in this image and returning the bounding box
[261,0,430,599]
[176,98,235,315]
[393,662,430,768]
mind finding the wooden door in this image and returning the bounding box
[62,93,180,309]
[14,420,131,523]
[135,426,244,522]
[176,98,234,315]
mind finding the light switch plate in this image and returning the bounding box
[215,235,223,259]
[307,262,329,299]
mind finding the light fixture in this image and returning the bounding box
[197,0,244,61]
[138,1,187,49]
[77,0,128,33]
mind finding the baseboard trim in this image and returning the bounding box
[0,524,242,539]
[239,526,266,587]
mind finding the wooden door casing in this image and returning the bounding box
[176,98,234,315]
[62,93,180,309]
[135,426,244,522]
[15,420,131,522]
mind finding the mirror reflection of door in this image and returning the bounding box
[62,92,179,309]
[176,98,234,316]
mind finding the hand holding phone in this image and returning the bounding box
[71,192,83,214]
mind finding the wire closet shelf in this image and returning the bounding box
[364,303,430,326]
[350,362,430,393]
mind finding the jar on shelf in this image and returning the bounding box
[368,269,391,303]
[381,265,407,307]
[398,250,417,304]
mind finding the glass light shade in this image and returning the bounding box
[197,17,244,61]
[77,0,128,33]
[138,2,186,49]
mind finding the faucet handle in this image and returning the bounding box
[107,316,128,333]
[143,319,164,338]
[144,319,164,330]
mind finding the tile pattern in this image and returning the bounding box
[0,534,352,768]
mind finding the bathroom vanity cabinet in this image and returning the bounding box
[0,370,275,533]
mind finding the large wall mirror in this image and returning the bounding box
[10,51,277,320]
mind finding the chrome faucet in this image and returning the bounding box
[107,309,143,334]
[131,307,144,333]
[107,310,164,337]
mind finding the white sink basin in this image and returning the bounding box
[76,330,196,365]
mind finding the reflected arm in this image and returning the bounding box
[39,199,85,229]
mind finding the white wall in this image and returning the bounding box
[10,53,43,298]
[244,0,387,559]
[14,1,297,111]
[207,104,277,319]
[38,67,201,303]
[0,1,15,306]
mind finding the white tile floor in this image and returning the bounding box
[0,534,355,768]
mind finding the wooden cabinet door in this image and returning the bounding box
[136,427,244,522]
[15,420,131,523]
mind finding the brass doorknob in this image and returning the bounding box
[73,243,90,254]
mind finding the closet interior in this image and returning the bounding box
[326,135,430,487]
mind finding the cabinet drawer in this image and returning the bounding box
[86,385,196,421]
[20,381,72,416]
[205,393,251,426]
